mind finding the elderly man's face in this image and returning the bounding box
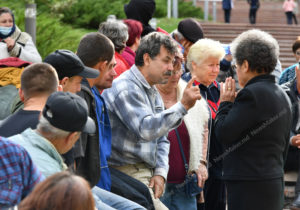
[192,57,220,86]
[146,46,175,86]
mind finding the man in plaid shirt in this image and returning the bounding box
[0,136,43,208]
[102,32,201,210]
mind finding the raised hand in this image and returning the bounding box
[181,76,202,111]
[220,77,236,103]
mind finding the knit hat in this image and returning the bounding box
[178,18,204,43]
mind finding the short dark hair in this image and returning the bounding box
[18,171,95,210]
[77,32,114,67]
[231,29,279,74]
[292,39,300,53]
[21,63,58,99]
[135,32,178,66]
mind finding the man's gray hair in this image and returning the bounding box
[135,32,178,66]
[231,29,279,74]
[98,20,128,53]
[37,115,71,140]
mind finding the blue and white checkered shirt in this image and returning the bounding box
[102,65,187,179]
[0,136,43,208]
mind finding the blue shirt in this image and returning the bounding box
[0,136,43,207]
[92,87,112,191]
[279,63,297,85]
[102,65,187,179]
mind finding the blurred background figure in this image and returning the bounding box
[18,171,95,210]
[124,0,156,36]
[217,45,234,83]
[122,19,143,67]
[99,20,130,78]
[280,37,300,84]
[248,0,260,24]
[222,0,233,23]
[292,0,298,24]
[283,0,297,24]
[0,7,41,63]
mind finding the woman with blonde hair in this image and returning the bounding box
[186,38,226,210]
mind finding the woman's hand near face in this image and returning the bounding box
[4,37,15,51]
[220,77,236,102]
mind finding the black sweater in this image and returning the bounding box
[215,74,292,180]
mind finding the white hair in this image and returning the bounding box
[187,38,225,71]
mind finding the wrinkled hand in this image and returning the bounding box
[220,77,236,103]
[149,175,165,199]
[4,37,15,51]
[195,163,208,188]
[181,76,202,111]
[291,135,300,148]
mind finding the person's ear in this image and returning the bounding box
[143,53,151,66]
[60,77,69,86]
[19,88,25,102]
[241,60,249,73]
[99,61,108,72]
[191,61,198,72]
[65,132,79,145]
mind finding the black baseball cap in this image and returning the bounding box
[178,18,204,43]
[44,49,99,80]
[42,92,96,134]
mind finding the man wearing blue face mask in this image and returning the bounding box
[0,7,41,63]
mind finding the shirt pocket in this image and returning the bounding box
[0,176,23,207]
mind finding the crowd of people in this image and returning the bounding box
[0,0,300,209]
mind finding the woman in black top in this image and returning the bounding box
[215,29,292,210]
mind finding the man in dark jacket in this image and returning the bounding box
[76,32,151,210]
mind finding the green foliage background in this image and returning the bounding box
[2,0,203,59]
